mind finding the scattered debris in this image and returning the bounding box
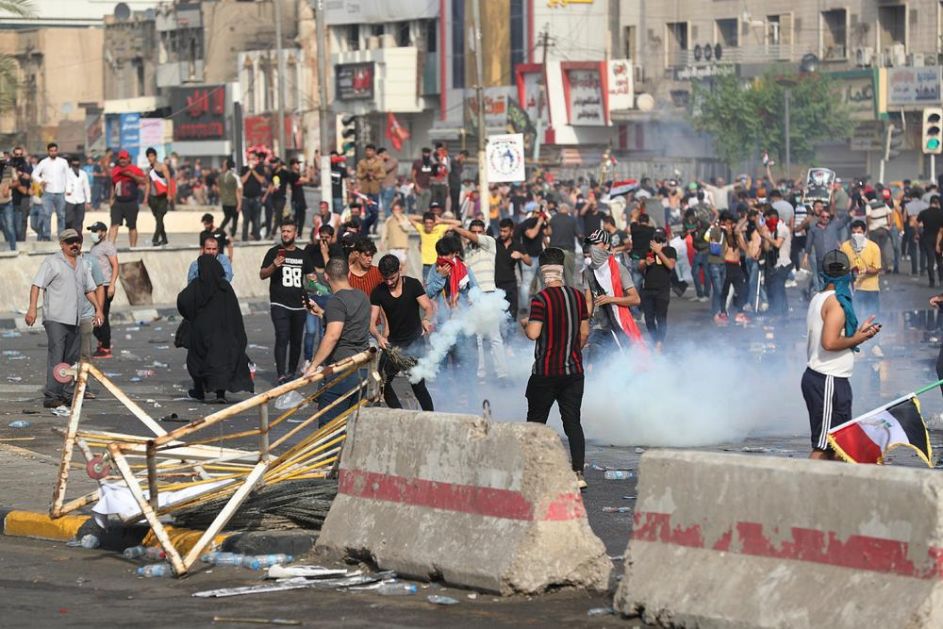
[427,594,459,605]
[622,495,636,500]
[6,376,22,382]
[635,447,645,454]
[587,607,615,617]
[137,563,172,577]
[8,420,30,429]
[50,406,70,417]
[66,534,99,549]
[466,593,478,600]
[376,582,418,596]
[601,507,632,513]
[212,617,300,626]
[602,470,634,480]
[192,572,390,598]
[265,565,348,579]
[159,413,184,423]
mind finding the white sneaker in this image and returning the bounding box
[785,280,798,288]
[759,303,769,312]
[688,295,700,302]
[698,296,709,303]
[871,345,884,359]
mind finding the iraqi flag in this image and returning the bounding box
[827,395,932,466]
[609,179,639,198]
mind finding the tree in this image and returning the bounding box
[0,0,36,114]
[691,70,853,170]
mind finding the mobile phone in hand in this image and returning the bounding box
[278,248,286,258]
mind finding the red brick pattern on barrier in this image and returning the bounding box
[633,511,943,580]
[338,469,586,522]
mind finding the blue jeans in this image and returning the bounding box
[380,186,396,218]
[303,296,330,360]
[745,258,767,307]
[767,265,790,317]
[362,193,379,234]
[42,192,66,239]
[0,203,15,250]
[708,263,726,315]
[30,202,47,240]
[691,251,710,298]
[318,368,366,427]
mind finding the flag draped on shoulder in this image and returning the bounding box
[828,395,932,466]
[592,257,645,347]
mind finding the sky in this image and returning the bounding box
[0,0,161,23]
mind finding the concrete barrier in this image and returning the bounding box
[315,408,611,595]
[614,450,943,628]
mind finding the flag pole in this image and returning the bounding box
[828,378,943,434]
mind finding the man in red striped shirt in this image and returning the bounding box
[522,247,591,489]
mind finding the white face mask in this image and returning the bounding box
[851,233,866,250]
[90,231,102,244]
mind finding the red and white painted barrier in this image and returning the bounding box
[316,409,610,595]
[615,450,943,627]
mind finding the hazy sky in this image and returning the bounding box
[0,0,161,21]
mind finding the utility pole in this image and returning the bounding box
[472,0,489,225]
[783,87,791,179]
[533,27,550,161]
[315,0,332,211]
[273,0,288,158]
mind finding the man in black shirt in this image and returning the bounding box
[240,153,266,241]
[448,150,467,213]
[370,254,435,411]
[495,218,529,321]
[515,210,546,311]
[10,147,30,241]
[260,220,312,384]
[918,194,943,287]
[287,158,310,231]
[199,212,233,260]
[638,228,677,348]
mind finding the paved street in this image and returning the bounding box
[0,272,941,626]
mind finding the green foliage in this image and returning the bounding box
[691,71,854,169]
[0,0,33,16]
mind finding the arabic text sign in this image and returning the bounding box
[486,133,525,183]
[838,76,876,120]
[607,60,633,111]
[888,67,942,106]
[565,67,605,126]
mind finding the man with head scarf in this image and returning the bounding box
[802,250,881,461]
[177,255,253,403]
[582,228,642,362]
[522,247,590,489]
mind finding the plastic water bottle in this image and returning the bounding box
[201,552,245,566]
[79,534,100,549]
[123,545,165,560]
[603,470,635,480]
[8,420,30,429]
[136,563,172,577]
[602,506,633,513]
[427,594,459,605]
[241,554,294,570]
[376,582,418,596]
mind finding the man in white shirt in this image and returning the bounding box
[64,155,91,231]
[453,219,509,380]
[31,142,71,240]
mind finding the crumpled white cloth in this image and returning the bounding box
[92,479,233,528]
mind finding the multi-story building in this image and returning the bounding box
[620,0,943,179]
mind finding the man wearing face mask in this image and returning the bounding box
[582,229,642,362]
[801,200,850,295]
[638,228,676,348]
[803,250,881,460]
[25,229,102,409]
[87,221,118,358]
[840,221,882,320]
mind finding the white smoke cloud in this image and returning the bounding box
[408,288,510,384]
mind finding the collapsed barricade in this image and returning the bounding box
[48,349,381,576]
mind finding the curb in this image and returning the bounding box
[0,508,314,557]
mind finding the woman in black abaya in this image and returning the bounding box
[177,254,253,403]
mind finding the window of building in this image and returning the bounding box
[510,0,525,75]
[624,25,637,60]
[398,22,411,47]
[426,19,437,52]
[821,9,847,60]
[347,24,360,51]
[766,15,780,45]
[666,21,688,66]
[450,0,464,89]
[716,18,738,48]
[372,25,384,38]
[878,5,906,50]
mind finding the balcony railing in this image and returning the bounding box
[669,44,795,67]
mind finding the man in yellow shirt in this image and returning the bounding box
[409,210,460,280]
[840,220,881,319]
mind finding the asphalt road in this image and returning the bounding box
[1,271,942,626]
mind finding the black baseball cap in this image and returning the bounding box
[87,221,107,232]
[822,250,852,277]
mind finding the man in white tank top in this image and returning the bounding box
[802,250,881,460]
